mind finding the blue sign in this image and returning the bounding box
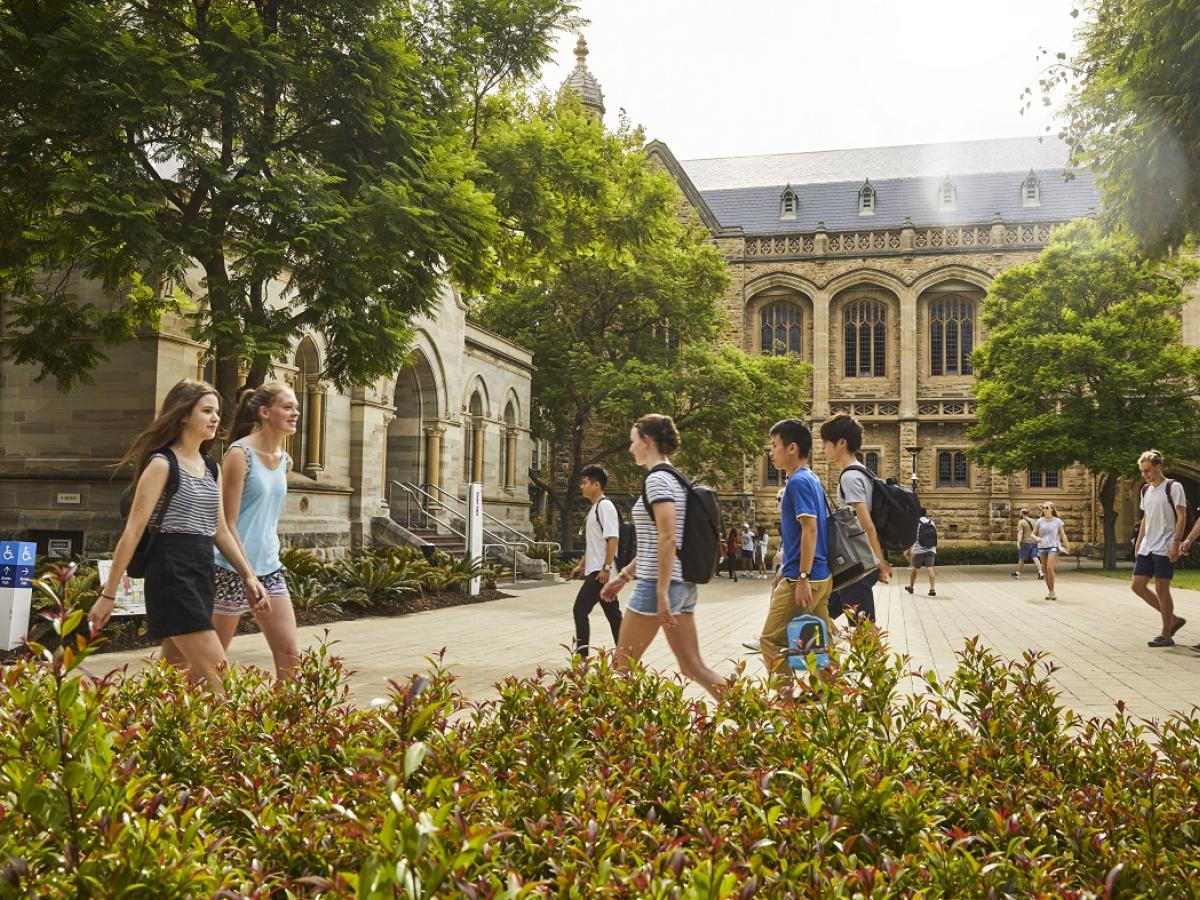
[0,543,36,588]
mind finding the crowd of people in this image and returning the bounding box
[87,379,1199,698]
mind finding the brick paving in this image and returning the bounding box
[91,564,1200,722]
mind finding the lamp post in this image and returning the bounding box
[905,446,922,491]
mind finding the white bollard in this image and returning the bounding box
[0,541,36,651]
[466,482,483,596]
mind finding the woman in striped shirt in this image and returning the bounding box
[89,380,267,693]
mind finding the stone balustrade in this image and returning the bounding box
[742,220,1064,260]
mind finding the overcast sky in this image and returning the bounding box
[539,0,1081,161]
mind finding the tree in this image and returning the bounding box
[475,98,809,546]
[1036,0,1200,254]
[968,219,1200,569]
[0,0,578,410]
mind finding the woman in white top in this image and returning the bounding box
[600,414,726,699]
[756,527,769,578]
[1034,502,1071,601]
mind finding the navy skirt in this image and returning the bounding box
[143,533,216,640]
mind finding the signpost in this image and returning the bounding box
[466,482,483,596]
[0,541,36,651]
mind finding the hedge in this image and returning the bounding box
[2,573,1198,895]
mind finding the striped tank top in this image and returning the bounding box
[149,452,219,537]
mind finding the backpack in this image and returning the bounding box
[786,614,831,671]
[840,464,922,553]
[918,518,938,548]
[594,498,637,570]
[641,463,723,584]
[120,447,219,578]
[1140,479,1196,546]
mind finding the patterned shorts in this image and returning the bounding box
[213,567,289,617]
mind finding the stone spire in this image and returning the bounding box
[559,34,605,119]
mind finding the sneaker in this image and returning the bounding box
[1170,617,1187,637]
[1037,572,1045,580]
[1148,634,1175,648]
[1048,593,1056,601]
[904,586,914,594]
[928,589,936,597]
[1011,571,1020,579]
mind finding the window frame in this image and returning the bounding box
[1022,172,1041,208]
[856,449,881,476]
[779,186,798,220]
[858,181,876,216]
[1027,468,1061,490]
[843,297,888,379]
[759,299,805,357]
[929,295,976,377]
[937,449,970,488]
[939,177,957,210]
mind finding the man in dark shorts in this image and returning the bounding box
[905,508,937,597]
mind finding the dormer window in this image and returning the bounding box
[1022,170,1041,207]
[939,176,957,211]
[858,180,876,216]
[779,185,798,220]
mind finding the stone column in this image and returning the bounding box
[423,425,444,492]
[899,287,918,420]
[899,419,920,490]
[379,412,395,510]
[811,290,831,419]
[471,421,485,483]
[304,382,327,477]
[900,216,916,253]
[504,428,518,490]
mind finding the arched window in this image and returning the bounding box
[843,298,887,378]
[463,392,484,483]
[858,180,876,216]
[760,301,803,356]
[939,176,957,210]
[779,185,798,220]
[1022,171,1041,207]
[293,337,325,476]
[500,401,517,490]
[938,450,969,488]
[929,296,975,376]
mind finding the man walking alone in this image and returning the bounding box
[1132,450,1188,647]
[569,465,623,657]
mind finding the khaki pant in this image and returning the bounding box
[759,576,833,677]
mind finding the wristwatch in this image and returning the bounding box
[797,572,810,581]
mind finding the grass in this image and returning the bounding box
[1087,566,1200,591]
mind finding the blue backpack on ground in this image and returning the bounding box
[786,614,831,671]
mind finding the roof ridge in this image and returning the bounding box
[679,135,1052,165]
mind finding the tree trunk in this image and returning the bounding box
[201,255,240,422]
[558,420,587,551]
[1099,471,1120,570]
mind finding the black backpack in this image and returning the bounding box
[120,447,219,578]
[918,518,938,548]
[594,498,637,570]
[641,463,722,584]
[841,463,922,554]
[1140,479,1197,545]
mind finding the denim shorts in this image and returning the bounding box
[1018,541,1039,563]
[1037,546,1059,558]
[626,578,698,617]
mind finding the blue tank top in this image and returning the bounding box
[215,441,289,575]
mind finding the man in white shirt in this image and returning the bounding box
[741,524,756,575]
[1133,450,1188,647]
[570,465,623,657]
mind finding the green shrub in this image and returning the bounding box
[330,555,421,607]
[916,543,1020,565]
[6,572,1200,896]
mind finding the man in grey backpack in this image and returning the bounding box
[819,413,891,624]
[905,508,937,597]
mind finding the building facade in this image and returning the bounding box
[0,276,535,560]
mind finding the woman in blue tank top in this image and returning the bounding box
[213,382,301,677]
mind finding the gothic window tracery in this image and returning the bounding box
[843,298,887,378]
[760,300,803,356]
[929,295,975,376]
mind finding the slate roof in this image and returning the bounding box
[676,137,1101,234]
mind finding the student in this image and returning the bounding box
[905,508,937,597]
[568,464,623,658]
[87,380,267,693]
[1012,507,1045,580]
[600,414,726,699]
[1132,450,1188,647]
[211,383,302,679]
[741,523,756,573]
[724,528,739,581]
[758,419,833,689]
[756,526,770,578]
[819,413,891,624]
[1034,502,1071,602]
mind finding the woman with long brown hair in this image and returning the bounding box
[211,382,301,678]
[88,380,267,692]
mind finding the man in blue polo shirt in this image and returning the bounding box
[758,418,833,684]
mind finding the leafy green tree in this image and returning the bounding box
[1036,0,1200,253]
[475,98,808,545]
[969,220,1200,568]
[0,0,578,409]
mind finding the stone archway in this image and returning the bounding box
[1165,464,1200,522]
[386,350,441,493]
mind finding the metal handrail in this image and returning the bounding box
[419,482,562,559]
[387,481,465,540]
[387,481,534,567]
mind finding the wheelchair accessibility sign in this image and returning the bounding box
[0,541,37,650]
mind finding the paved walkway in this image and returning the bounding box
[91,565,1200,722]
